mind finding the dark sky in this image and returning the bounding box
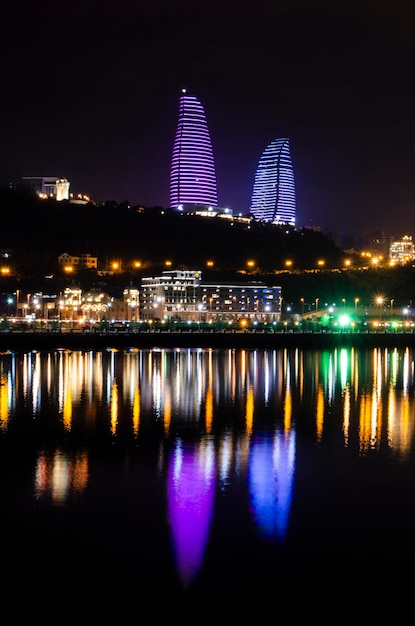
[2,0,415,237]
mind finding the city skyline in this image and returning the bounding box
[2,2,415,237]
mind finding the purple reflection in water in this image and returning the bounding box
[167,439,215,588]
[248,430,296,542]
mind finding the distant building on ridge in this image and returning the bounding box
[249,138,296,226]
[389,235,415,264]
[12,176,70,200]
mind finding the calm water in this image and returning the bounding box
[2,346,415,614]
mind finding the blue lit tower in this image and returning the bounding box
[249,138,296,226]
[170,89,218,211]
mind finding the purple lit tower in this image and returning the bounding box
[170,89,218,211]
[250,137,296,226]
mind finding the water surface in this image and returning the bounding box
[1,346,414,614]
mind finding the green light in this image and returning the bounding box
[321,313,330,326]
[338,314,350,327]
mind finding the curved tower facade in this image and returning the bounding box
[249,137,296,226]
[170,89,218,211]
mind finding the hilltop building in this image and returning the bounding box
[250,137,296,226]
[389,235,415,264]
[12,176,70,200]
[169,89,218,213]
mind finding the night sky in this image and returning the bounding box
[2,1,415,237]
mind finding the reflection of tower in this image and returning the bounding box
[170,89,218,211]
[167,438,215,588]
[248,429,296,543]
[250,137,296,226]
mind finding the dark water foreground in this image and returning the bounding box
[0,329,415,351]
[1,342,415,619]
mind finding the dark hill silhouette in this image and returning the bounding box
[0,190,345,272]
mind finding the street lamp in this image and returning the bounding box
[376,296,384,325]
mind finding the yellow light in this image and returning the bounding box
[206,260,214,267]
[1,267,10,275]
[165,260,172,267]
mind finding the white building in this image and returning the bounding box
[140,270,282,323]
[15,176,70,200]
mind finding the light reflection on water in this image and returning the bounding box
[1,346,415,602]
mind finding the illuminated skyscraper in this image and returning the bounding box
[249,137,296,226]
[170,89,218,211]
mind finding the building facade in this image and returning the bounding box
[13,176,70,200]
[389,235,415,265]
[140,270,282,323]
[140,269,202,321]
[11,271,282,327]
[169,89,218,212]
[249,137,296,226]
[58,252,98,270]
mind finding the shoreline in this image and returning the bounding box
[1,330,415,351]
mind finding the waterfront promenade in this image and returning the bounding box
[1,329,415,351]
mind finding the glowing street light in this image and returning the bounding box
[376,296,384,323]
